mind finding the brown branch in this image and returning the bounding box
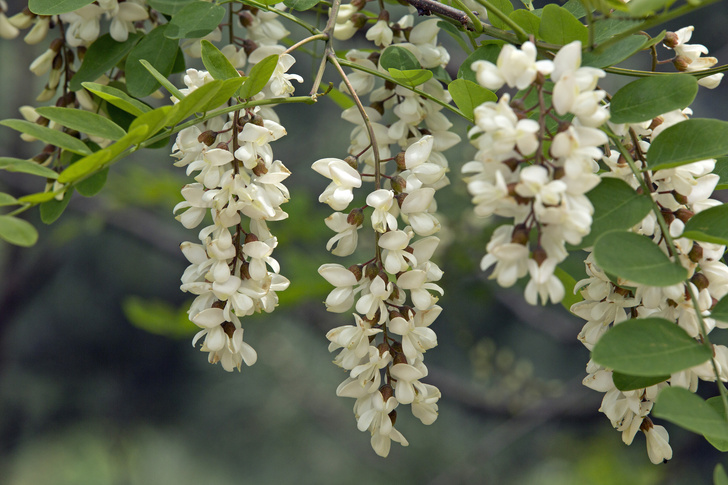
[403,0,471,27]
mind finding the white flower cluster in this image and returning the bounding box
[172,69,294,371]
[464,41,608,305]
[575,108,728,464]
[315,134,445,457]
[663,26,723,89]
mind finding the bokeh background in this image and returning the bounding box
[1,1,728,483]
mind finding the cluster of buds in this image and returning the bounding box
[172,69,293,371]
[576,107,728,463]
[464,41,609,305]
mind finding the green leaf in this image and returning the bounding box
[652,387,728,441]
[582,35,646,68]
[0,193,18,207]
[321,84,354,109]
[0,120,92,156]
[0,157,59,178]
[714,158,728,189]
[123,296,198,338]
[39,189,73,224]
[628,0,674,16]
[539,4,588,45]
[284,0,320,11]
[710,294,728,325]
[485,0,514,31]
[238,55,279,99]
[147,0,197,15]
[706,398,728,452]
[70,33,142,91]
[28,0,93,14]
[166,80,223,125]
[437,21,470,54]
[593,17,642,43]
[200,77,247,111]
[83,82,151,117]
[647,119,728,171]
[200,40,241,80]
[379,46,420,71]
[609,74,698,124]
[129,106,173,138]
[387,68,433,87]
[508,9,540,36]
[165,2,226,39]
[35,107,127,141]
[682,204,728,245]
[580,178,652,248]
[0,215,39,247]
[126,24,180,98]
[171,47,186,74]
[457,42,503,83]
[138,59,186,100]
[76,167,109,197]
[555,265,582,310]
[612,372,669,391]
[57,125,149,183]
[714,463,728,485]
[18,192,57,204]
[591,317,711,376]
[447,79,497,122]
[593,231,688,286]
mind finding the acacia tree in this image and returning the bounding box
[1,0,728,474]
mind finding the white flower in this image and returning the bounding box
[524,258,565,305]
[379,229,416,274]
[319,263,360,313]
[644,423,672,464]
[356,274,392,320]
[367,189,398,233]
[312,158,362,211]
[366,19,393,47]
[388,306,440,361]
[390,363,425,404]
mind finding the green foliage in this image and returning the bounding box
[580,178,652,248]
[40,189,73,224]
[582,35,647,68]
[147,0,197,15]
[76,168,109,197]
[200,40,242,81]
[139,59,186,100]
[538,4,588,44]
[715,464,728,485]
[593,231,687,286]
[28,0,93,14]
[35,107,127,141]
[0,157,59,178]
[83,82,151,117]
[653,387,728,442]
[237,55,279,99]
[0,120,92,156]
[0,215,39,247]
[591,317,711,375]
[710,295,728,325]
[70,34,142,91]
[379,45,421,71]
[682,204,728,245]
[646,119,728,171]
[166,78,245,126]
[284,0,321,11]
[165,2,227,39]
[123,296,198,338]
[457,43,503,83]
[609,74,698,124]
[0,193,18,206]
[508,9,540,36]
[387,68,433,87]
[125,25,180,97]
[447,79,497,122]
[611,372,669,391]
[485,0,514,31]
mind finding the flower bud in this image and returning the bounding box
[347,207,364,226]
[691,272,710,292]
[663,31,679,49]
[351,0,367,10]
[511,224,530,245]
[393,352,407,365]
[673,191,688,205]
[532,246,547,266]
[674,208,693,223]
[673,56,690,72]
[688,242,703,263]
[348,264,363,280]
[391,176,406,194]
[344,155,358,170]
[244,232,259,244]
[370,101,384,116]
[395,151,406,171]
[24,16,49,45]
[388,409,397,425]
[252,159,268,176]
[197,130,217,146]
[379,384,394,401]
[377,342,391,357]
[365,262,379,280]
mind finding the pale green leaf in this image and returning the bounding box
[35,107,127,141]
[387,68,433,87]
[0,157,59,178]
[0,120,92,156]
[447,79,497,121]
[83,82,151,117]
[0,215,39,247]
[238,55,278,99]
[29,0,93,14]
[653,387,728,441]
[539,4,588,45]
[201,40,241,81]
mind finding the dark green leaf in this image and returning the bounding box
[485,0,514,31]
[171,47,186,74]
[29,0,93,14]
[0,215,39,247]
[83,82,151,117]
[710,294,728,325]
[582,35,646,68]
[201,40,241,80]
[284,0,321,11]
[165,2,226,39]
[447,79,497,121]
[706,398,728,452]
[387,68,433,87]
[70,33,142,91]
[0,157,59,178]
[682,204,728,245]
[40,189,73,224]
[592,317,711,375]
[35,107,127,141]
[612,372,669,391]
[0,193,18,206]
[0,120,92,156]
[379,46,420,71]
[139,59,186,100]
[593,231,688,286]
[148,0,197,15]
[713,158,728,189]
[609,74,698,124]
[593,17,642,43]
[653,387,728,441]
[126,24,179,97]
[437,21,470,54]
[238,55,278,99]
[539,4,588,45]
[457,42,503,83]
[509,10,540,36]
[647,119,728,171]
[580,178,652,248]
[76,167,109,197]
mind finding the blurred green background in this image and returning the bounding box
[1,2,728,484]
